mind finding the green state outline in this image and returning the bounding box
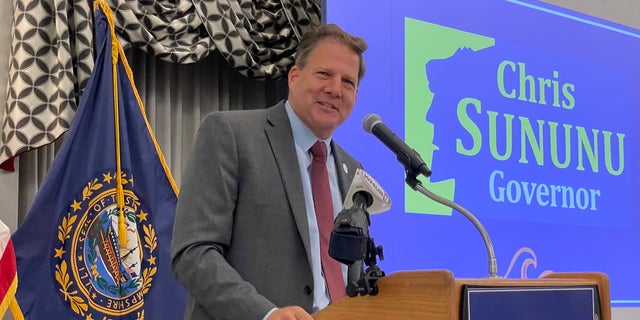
[404,17,494,215]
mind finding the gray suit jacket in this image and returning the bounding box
[171,101,362,320]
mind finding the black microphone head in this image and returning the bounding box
[362,114,382,133]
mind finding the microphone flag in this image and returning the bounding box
[342,168,392,214]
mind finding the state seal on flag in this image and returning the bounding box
[53,170,156,319]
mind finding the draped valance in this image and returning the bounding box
[0,0,321,171]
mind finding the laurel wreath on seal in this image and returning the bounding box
[54,176,157,320]
[56,213,89,316]
[83,178,103,200]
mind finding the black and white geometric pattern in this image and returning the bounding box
[1,0,321,171]
[193,0,321,79]
[1,0,94,171]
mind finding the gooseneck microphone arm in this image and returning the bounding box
[363,113,498,279]
[407,175,498,278]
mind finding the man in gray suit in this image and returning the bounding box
[171,24,368,320]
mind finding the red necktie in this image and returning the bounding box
[310,140,345,302]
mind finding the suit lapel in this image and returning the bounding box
[264,103,313,267]
[265,103,362,282]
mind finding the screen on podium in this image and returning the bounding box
[463,285,600,319]
[326,0,640,307]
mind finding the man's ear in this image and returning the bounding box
[288,66,300,88]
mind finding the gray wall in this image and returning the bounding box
[0,0,18,233]
[543,0,640,29]
[0,0,638,319]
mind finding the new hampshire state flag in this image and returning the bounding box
[11,1,187,318]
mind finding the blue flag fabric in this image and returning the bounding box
[12,2,187,319]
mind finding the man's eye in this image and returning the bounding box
[343,80,355,89]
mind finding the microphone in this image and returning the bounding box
[363,115,498,278]
[329,168,390,265]
[330,169,388,296]
[362,114,431,177]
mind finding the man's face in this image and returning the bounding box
[288,39,360,139]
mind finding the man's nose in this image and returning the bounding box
[325,77,342,98]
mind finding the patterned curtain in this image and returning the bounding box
[0,0,321,171]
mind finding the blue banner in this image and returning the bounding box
[328,0,640,307]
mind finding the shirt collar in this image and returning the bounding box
[285,100,333,153]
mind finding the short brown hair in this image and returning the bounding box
[295,24,368,84]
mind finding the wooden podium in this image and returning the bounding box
[313,270,610,320]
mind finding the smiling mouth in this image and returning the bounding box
[318,101,337,111]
